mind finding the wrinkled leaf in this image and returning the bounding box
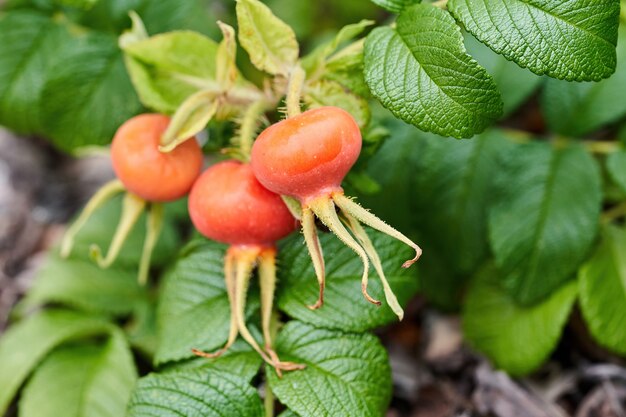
[489,142,602,305]
[364,4,502,138]
[277,230,419,332]
[448,0,620,81]
[267,321,392,417]
[370,0,421,13]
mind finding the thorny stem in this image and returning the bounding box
[238,99,268,160]
[309,197,379,306]
[302,207,326,309]
[286,65,306,118]
[60,179,125,258]
[342,212,404,320]
[90,192,146,268]
[137,203,164,286]
[333,193,422,268]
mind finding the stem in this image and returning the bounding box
[137,203,164,286]
[264,383,275,417]
[60,179,125,258]
[258,249,277,350]
[301,207,326,309]
[286,65,305,118]
[500,128,622,155]
[238,99,268,160]
[90,192,146,268]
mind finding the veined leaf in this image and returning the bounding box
[464,33,542,116]
[40,33,142,152]
[236,0,299,75]
[0,310,113,414]
[19,330,137,417]
[489,142,602,305]
[463,264,577,376]
[277,230,419,332]
[364,4,502,138]
[541,24,626,136]
[123,31,219,114]
[579,225,626,355]
[155,239,259,364]
[304,80,370,128]
[448,0,621,81]
[127,369,263,417]
[267,321,392,417]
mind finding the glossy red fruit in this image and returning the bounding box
[251,106,361,203]
[111,114,203,202]
[188,160,298,246]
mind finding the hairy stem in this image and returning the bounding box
[90,192,145,268]
[137,203,164,286]
[238,99,268,160]
[333,193,422,268]
[60,180,125,258]
[310,197,378,305]
[286,65,305,118]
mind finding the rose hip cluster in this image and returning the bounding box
[62,106,421,374]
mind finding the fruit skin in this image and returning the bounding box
[188,160,298,246]
[111,114,203,202]
[251,106,362,203]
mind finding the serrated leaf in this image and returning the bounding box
[464,33,542,116]
[0,310,112,414]
[463,264,577,376]
[162,339,262,382]
[489,142,602,305]
[123,31,219,114]
[19,330,137,417]
[541,24,626,136]
[304,80,370,128]
[127,369,263,417]
[277,230,419,332]
[0,11,76,134]
[579,225,626,355]
[267,321,392,417]
[155,239,259,364]
[39,34,142,152]
[448,0,620,81]
[325,42,369,97]
[370,0,421,13]
[16,254,145,316]
[607,150,626,194]
[364,4,502,138]
[236,0,299,75]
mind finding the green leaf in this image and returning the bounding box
[19,330,137,417]
[448,0,621,81]
[325,42,369,97]
[155,239,258,364]
[370,0,421,13]
[579,225,626,355]
[267,321,392,417]
[53,0,98,9]
[16,254,145,316]
[39,34,142,152]
[464,33,542,116]
[0,310,112,414]
[364,4,502,138]
[123,31,219,114]
[606,150,626,194]
[127,369,263,417]
[541,24,626,136]
[304,80,370,128]
[463,264,577,376]
[236,0,299,76]
[162,340,262,383]
[489,142,602,305]
[277,230,419,332]
[0,11,75,134]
